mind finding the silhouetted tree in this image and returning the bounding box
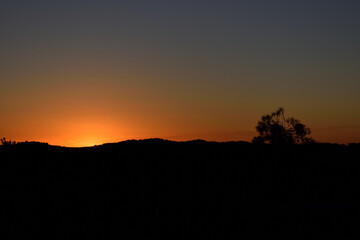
[1,137,17,145]
[252,107,314,144]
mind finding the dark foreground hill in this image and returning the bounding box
[1,139,359,239]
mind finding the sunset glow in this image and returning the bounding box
[1,1,359,146]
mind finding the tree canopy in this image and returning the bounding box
[1,137,17,146]
[252,107,314,144]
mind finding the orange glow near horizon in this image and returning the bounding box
[1,83,359,147]
[1,79,358,146]
[2,121,360,147]
[1,76,359,147]
[43,119,130,147]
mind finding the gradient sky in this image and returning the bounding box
[1,0,359,146]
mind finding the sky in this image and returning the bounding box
[1,0,359,146]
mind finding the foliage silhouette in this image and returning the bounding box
[252,107,314,144]
[1,137,17,145]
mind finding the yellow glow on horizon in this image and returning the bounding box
[43,118,128,147]
[70,138,103,147]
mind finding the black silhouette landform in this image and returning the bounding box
[1,138,358,238]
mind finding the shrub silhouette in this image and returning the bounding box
[1,137,17,145]
[252,107,314,144]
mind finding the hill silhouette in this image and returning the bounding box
[1,139,358,238]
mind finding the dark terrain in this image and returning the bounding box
[1,139,358,238]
